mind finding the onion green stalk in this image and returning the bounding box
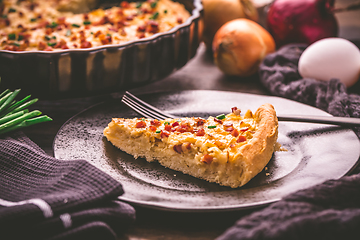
[0,83,52,135]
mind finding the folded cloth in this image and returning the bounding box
[0,132,135,240]
[217,44,360,240]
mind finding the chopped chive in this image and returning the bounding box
[8,33,16,40]
[155,130,161,133]
[44,35,51,41]
[216,114,226,120]
[10,42,20,47]
[47,42,56,47]
[149,11,159,20]
[136,2,142,8]
[47,22,58,28]
[164,9,168,14]
[8,8,16,13]
[17,34,24,41]
[30,18,37,22]
[83,20,91,25]
[71,23,80,28]
[150,1,157,8]
[208,125,216,129]
[2,15,8,19]
[164,122,170,125]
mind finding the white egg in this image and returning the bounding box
[298,38,360,87]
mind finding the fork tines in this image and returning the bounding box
[122,91,176,120]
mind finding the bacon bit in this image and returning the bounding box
[196,118,205,126]
[135,120,147,128]
[173,144,182,154]
[61,44,69,49]
[231,129,239,137]
[147,20,159,33]
[149,125,157,131]
[225,126,234,132]
[38,41,46,50]
[108,27,118,32]
[54,39,66,48]
[171,121,179,127]
[46,28,55,35]
[214,118,223,124]
[83,13,89,20]
[195,128,205,136]
[177,17,183,24]
[44,46,53,51]
[201,154,213,164]
[184,142,192,150]
[70,35,77,41]
[164,124,172,131]
[80,41,92,48]
[94,30,102,38]
[237,135,247,143]
[126,15,134,21]
[137,25,146,32]
[18,11,24,17]
[57,17,66,25]
[121,1,130,8]
[4,45,19,51]
[160,130,170,138]
[117,9,124,15]
[101,35,112,44]
[137,33,145,38]
[150,119,161,126]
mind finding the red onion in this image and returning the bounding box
[266,0,338,47]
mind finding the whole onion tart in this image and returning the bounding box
[0,0,203,98]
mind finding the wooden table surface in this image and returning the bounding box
[21,3,360,239]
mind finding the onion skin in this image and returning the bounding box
[267,0,338,47]
[202,0,258,50]
[213,19,275,77]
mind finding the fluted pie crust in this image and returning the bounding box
[103,103,278,188]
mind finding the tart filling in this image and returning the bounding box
[0,0,190,51]
[104,104,279,188]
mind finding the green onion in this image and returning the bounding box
[136,2,142,8]
[155,130,161,133]
[164,121,170,125]
[47,42,56,47]
[216,114,226,120]
[149,11,159,20]
[208,125,217,129]
[17,34,24,41]
[164,9,168,14]
[150,1,157,8]
[8,33,16,40]
[0,84,52,135]
[83,20,91,25]
[8,8,16,13]
[47,22,58,28]
[30,18,37,22]
[71,23,80,28]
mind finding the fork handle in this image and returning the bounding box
[277,114,360,126]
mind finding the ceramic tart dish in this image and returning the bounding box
[0,0,203,98]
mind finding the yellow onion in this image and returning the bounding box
[202,0,258,50]
[212,18,275,77]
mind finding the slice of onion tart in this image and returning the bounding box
[103,104,278,188]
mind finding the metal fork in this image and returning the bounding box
[121,91,360,126]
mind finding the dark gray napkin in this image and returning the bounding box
[0,132,135,240]
[217,44,360,240]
